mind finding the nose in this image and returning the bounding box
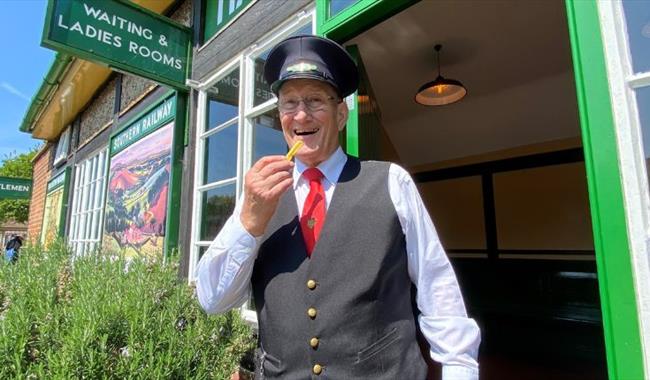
[292,107,312,122]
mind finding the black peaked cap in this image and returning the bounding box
[264,35,359,97]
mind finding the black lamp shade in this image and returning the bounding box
[415,75,467,106]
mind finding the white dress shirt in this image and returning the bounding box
[196,147,480,379]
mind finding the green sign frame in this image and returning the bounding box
[42,0,192,89]
[204,0,255,42]
[41,167,71,245]
[0,177,32,200]
[46,170,67,194]
[110,94,177,156]
[105,90,184,258]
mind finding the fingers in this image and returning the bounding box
[264,174,294,199]
[245,169,292,203]
[250,155,291,174]
[261,168,292,189]
[240,156,295,237]
[247,156,293,189]
[257,160,294,180]
[244,155,294,203]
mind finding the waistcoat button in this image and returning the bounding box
[307,279,317,289]
[310,337,319,348]
[313,364,322,375]
[307,307,317,318]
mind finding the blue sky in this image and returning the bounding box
[0,0,54,164]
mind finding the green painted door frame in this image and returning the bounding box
[164,90,187,258]
[565,1,644,378]
[316,0,417,157]
[317,0,646,378]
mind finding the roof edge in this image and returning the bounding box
[19,0,180,137]
[31,142,51,163]
[19,52,73,133]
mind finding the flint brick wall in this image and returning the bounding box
[78,77,118,147]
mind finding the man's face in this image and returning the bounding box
[278,79,348,167]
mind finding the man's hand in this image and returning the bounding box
[240,155,294,236]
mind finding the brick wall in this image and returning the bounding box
[27,144,53,243]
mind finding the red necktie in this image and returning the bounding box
[300,168,326,256]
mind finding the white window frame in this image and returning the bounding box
[68,147,109,257]
[598,1,650,376]
[189,6,316,324]
[53,126,71,166]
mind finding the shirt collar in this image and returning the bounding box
[294,147,347,188]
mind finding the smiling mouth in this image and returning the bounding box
[295,128,319,136]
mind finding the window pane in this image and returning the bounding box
[637,86,650,160]
[330,0,358,18]
[54,127,71,165]
[252,108,286,163]
[69,149,108,257]
[622,0,650,73]
[203,124,238,184]
[252,23,313,107]
[252,55,276,107]
[200,184,236,241]
[198,246,208,261]
[294,23,312,37]
[207,67,240,131]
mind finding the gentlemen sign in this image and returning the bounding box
[0,177,32,200]
[42,0,191,89]
[111,94,176,155]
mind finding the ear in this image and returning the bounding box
[336,101,349,132]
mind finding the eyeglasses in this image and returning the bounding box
[278,95,339,114]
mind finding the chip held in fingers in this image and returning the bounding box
[285,141,304,161]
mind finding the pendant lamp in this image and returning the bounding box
[415,44,467,106]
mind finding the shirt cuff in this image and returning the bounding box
[442,365,479,380]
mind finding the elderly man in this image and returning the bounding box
[196,35,480,379]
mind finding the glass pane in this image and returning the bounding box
[622,1,650,73]
[252,22,313,107]
[330,0,358,18]
[207,67,240,131]
[203,123,238,184]
[294,23,312,37]
[252,108,286,163]
[638,86,650,159]
[200,184,236,241]
[253,54,275,107]
[198,246,208,261]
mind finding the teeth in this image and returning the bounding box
[295,128,318,135]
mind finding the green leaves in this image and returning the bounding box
[0,243,255,379]
[0,149,37,179]
[0,148,38,224]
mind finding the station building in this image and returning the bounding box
[20,0,650,378]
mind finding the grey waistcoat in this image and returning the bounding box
[252,157,427,379]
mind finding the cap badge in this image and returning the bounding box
[287,62,318,73]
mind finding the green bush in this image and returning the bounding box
[0,241,255,379]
